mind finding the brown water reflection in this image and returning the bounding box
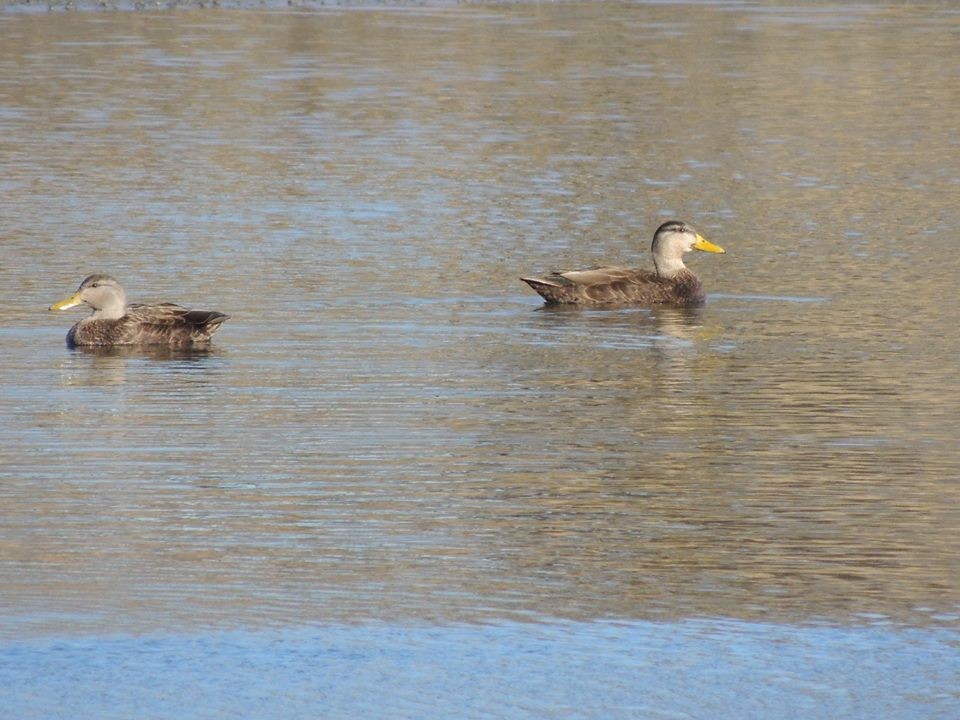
[1,3,959,637]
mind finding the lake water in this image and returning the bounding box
[1,1,958,717]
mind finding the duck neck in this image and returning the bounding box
[91,296,127,320]
[653,256,687,278]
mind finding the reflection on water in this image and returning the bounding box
[66,344,223,361]
[1,5,958,711]
[54,346,226,393]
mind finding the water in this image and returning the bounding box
[1,2,959,717]
[3,621,957,720]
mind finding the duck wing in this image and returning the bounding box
[125,303,230,344]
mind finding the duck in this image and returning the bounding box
[521,220,725,306]
[49,274,230,347]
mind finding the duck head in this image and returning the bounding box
[50,274,128,320]
[651,220,725,278]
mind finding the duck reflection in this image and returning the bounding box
[70,344,223,362]
[531,302,705,350]
[59,344,224,387]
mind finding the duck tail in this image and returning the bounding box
[185,310,230,336]
[520,276,571,303]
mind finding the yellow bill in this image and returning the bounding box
[693,234,725,254]
[49,292,83,311]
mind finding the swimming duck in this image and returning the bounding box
[521,220,725,306]
[49,274,229,347]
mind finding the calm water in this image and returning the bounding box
[1,1,959,717]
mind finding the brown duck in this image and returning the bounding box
[521,220,725,306]
[49,274,229,347]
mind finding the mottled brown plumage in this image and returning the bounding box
[521,220,725,306]
[50,274,229,348]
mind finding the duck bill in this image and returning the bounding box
[49,292,83,311]
[693,234,725,254]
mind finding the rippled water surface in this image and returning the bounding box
[1,1,959,716]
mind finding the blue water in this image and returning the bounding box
[3,619,957,720]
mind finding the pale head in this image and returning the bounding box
[49,274,128,319]
[651,220,725,277]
